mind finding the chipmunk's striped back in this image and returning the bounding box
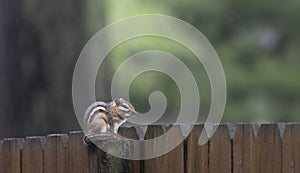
[83,101,108,130]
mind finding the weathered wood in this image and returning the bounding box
[66,131,88,173]
[119,127,141,173]
[282,123,300,173]
[22,136,45,173]
[86,131,136,173]
[144,125,184,173]
[44,134,67,173]
[209,124,231,173]
[86,143,103,173]
[1,123,300,172]
[0,138,23,173]
[233,124,257,173]
[186,125,208,173]
[94,138,124,173]
[256,124,281,173]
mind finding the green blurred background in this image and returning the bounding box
[0,0,299,138]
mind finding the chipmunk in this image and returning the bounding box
[83,98,137,144]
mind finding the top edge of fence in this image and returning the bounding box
[285,122,300,125]
[69,131,84,134]
[122,122,290,127]
[25,136,46,139]
[47,133,68,137]
[24,136,46,148]
[0,122,299,141]
[46,134,68,144]
[2,138,24,148]
[3,137,25,141]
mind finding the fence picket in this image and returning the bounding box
[44,134,67,173]
[144,125,184,173]
[282,123,300,173]
[0,138,23,173]
[66,131,88,173]
[22,136,45,173]
[256,124,281,173]
[209,124,231,173]
[186,125,208,173]
[233,124,256,173]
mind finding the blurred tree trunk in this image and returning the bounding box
[0,0,23,138]
[0,0,107,138]
[19,0,90,135]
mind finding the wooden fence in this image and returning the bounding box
[0,123,299,173]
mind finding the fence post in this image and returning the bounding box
[119,127,141,173]
[256,124,281,173]
[186,125,208,173]
[44,134,67,173]
[22,136,45,173]
[0,138,23,173]
[282,123,300,172]
[86,142,103,173]
[86,127,139,173]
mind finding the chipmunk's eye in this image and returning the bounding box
[122,104,129,109]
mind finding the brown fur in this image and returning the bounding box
[83,98,137,144]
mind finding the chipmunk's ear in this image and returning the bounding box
[114,98,122,105]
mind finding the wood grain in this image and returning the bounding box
[282,123,300,173]
[66,131,88,173]
[1,123,300,172]
[233,124,257,173]
[119,127,141,173]
[186,125,208,173]
[86,128,139,173]
[209,124,231,173]
[256,124,281,173]
[0,138,23,173]
[144,125,184,173]
[22,136,45,173]
[44,134,67,173]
